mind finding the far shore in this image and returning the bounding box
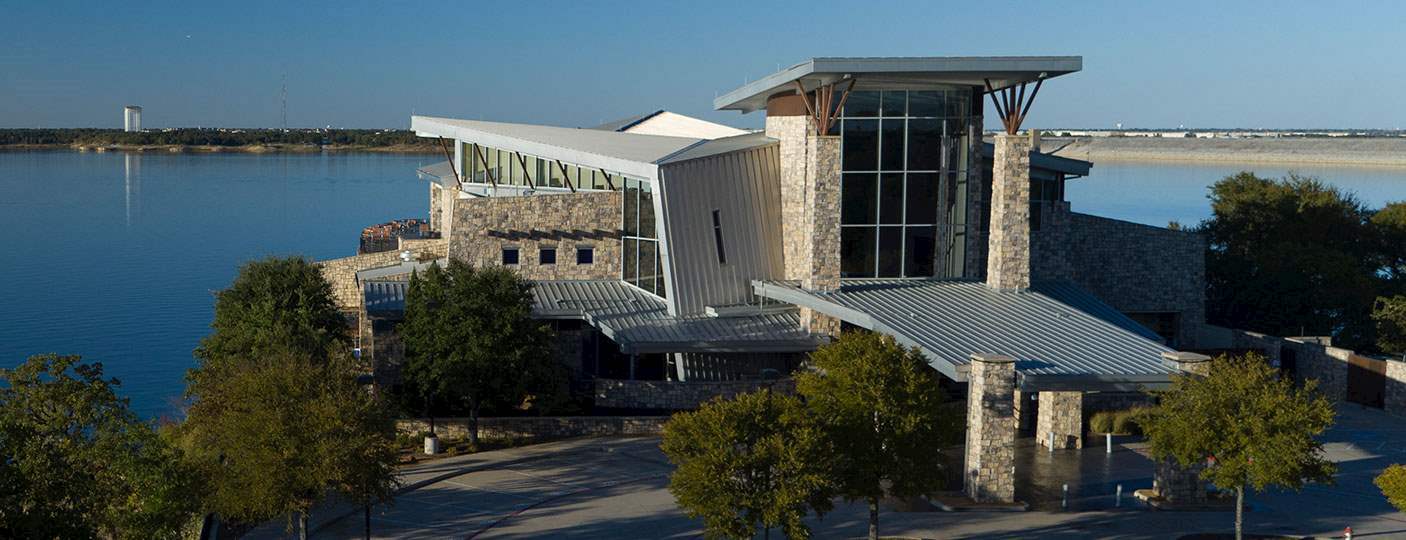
[1044,136,1406,168]
[0,143,440,154]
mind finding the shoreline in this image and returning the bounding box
[1044,137,1406,169]
[0,143,441,154]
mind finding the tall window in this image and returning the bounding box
[838,89,972,278]
[711,210,727,264]
[622,176,666,298]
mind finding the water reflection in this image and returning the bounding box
[124,153,140,227]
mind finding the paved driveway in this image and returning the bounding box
[308,404,1406,539]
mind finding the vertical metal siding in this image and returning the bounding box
[659,144,784,315]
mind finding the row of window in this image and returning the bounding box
[502,246,594,266]
[462,142,627,191]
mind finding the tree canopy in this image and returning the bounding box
[0,354,202,539]
[662,390,832,540]
[1373,295,1406,356]
[1375,464,1406,513]
[1140,354,1336,539]
[1201,173,1384,350]
[400,260,561,444]
[181,256,397,536]
[795,331,956,540]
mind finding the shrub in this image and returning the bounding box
[1377,464,1406,512]
[1112,411,1140,436]
[1089,411,1116,434]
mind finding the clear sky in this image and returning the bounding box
[3,0,1404,131]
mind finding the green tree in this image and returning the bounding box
[1373,202,1406,285]
[1200,173,1380,350]
[192,256,348,377]
[181,348,399,539]
[182,256,396,538]
[0,354,203,539]
[1375,464,1406,513]
[1140,354,1336,540]
[1373,295,1406,356]
[400,260,556,445]
[796,331,955,540]
[661,390,832,539]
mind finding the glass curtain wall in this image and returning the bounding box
[622,177,665,298]
[460,142,618,191]
[837,88,972,279]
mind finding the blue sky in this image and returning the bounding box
[3,0,1403,130]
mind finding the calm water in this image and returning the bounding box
[1,152,1403,416]
[0,151,431,417]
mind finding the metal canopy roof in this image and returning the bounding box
[412,116,709,180]
[752,279,1177,391]
[715,56,1083,113]
[979,141,1092,178]
[362,279,821,354]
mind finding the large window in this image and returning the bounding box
[461,142,619,191]
[838,89,972,279]
[622,176,666,298]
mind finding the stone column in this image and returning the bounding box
[766,101,841,336]
[1162,351,1212,376]
[1035,391,1083,449]
[965,354,1017,503]
[986,133,1032,290]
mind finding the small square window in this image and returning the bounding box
[576,246,594,265]
[502,247,519,265]
[539,247,557,265]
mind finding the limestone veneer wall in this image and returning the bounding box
[448,191,621,280]
[319,238,449,309]
[1387,359,1406,416]
[396,416,668,441]
[1053,212,1206,347]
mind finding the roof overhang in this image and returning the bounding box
[716,56,1083,113]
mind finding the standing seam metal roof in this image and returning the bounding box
[752,279,1175,382]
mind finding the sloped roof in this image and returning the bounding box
[716,56,1083,113]
[657,132,776,165]
[753,278,1177,390]
[591,110,663,132]
[412,116,708,179]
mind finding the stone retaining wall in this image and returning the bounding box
[319,238,448,309]
[396,416,668,441]
[1387,359,1406,416]
[593,378,793,410]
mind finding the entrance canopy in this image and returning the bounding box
[753,279,1179,391]
[715,56,1082,113]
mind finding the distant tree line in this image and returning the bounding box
[0,128,433,148]
[1199,172,1406,354]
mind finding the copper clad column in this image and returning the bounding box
[986,133,1032,290]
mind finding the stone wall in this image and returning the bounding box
[448,191,621,280]
[965,354,1016,502]
[593,378,794,411]
[429,184,443,233]
[1060,212,1206,347]
[986,134,1032,290]
[766,115,811,283]
[319,238,449,309]
[1029,201,1074,282]
[1387,359,1406,417]
[1036,391,1083,449]
[396,416,668,441]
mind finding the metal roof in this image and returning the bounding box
[752,279,1177,391]
[716,56,1083,113]
[415,161,456,187]
[591,110,664,132]
[361,279,820,354]
[657,132,775,165]
[412,116,709,179]
[533,280,820,354]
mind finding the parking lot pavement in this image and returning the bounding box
[309,404,1406,539]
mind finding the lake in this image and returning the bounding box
[0,151,1403,417]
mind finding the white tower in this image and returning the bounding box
[124,106,143,132]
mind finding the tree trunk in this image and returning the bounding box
[364,504,371,540]
[868,497,879,540]
[1235,485,1244,540]
[299,510,309,540]
[469,399,481,448]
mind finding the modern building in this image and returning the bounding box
[124,105,142,132]
[328,56,1211,502]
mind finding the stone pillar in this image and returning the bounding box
[1162,351,1212,376]
[1154,457,1208,504]
[986,133,1032,290]
[1035,391,1083,449]
[766,103,841,336]
[965,354,1017,503]
[1385,359,1406,417]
